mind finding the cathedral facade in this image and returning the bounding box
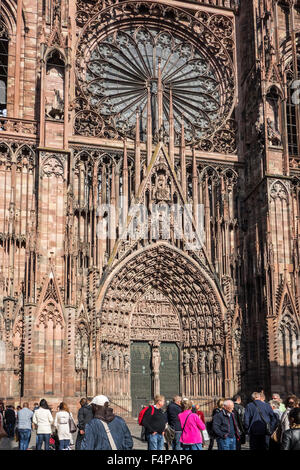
[0,0,299,415]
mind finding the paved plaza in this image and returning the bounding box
[0,420,250,451]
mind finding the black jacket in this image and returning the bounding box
[4,409,16,424]
[233,403,245,434]
[212,409,240,440]
[167,402,182,432]
[77,404,94,431]
[281,428,300,450]
[142,406,167,434]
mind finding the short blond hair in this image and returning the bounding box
[154,395,165,404]
[182,399,193,411]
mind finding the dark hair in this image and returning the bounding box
[232,394,241,402]
[285,395,299,408]
[39,399,49,409]
[289,407,300,425]
[80,398,87,407]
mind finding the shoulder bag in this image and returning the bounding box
[101,420,117,450]
[69,413,77,433]
[253,402,272,436]
[164,423,176,444]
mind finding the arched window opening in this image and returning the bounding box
[0,21,8,117]
[286,59,300,157]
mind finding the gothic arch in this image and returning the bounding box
[94,241,228,398]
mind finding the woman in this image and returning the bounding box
[207,398,224,450]
[280,395,299,440]
[178,400,206,450]
[33,399,53,450]
[195,404,205,424]
[54,402,73,450]
[281,407,300,450]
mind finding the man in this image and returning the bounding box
[75,397,93,450]
[166,396,182,450]
[17,402,33,450]
[32,402,39,412]
[281,407,300,450]
[232,394,245,450]
[272,393,286,413]
[4,405,16,438]
[212,400,240,450]
[81,395,133,450]
[244,392,277,450]
[142,395,167,450]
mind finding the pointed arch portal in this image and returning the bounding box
[93,242,228,414]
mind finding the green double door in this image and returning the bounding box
[130,341,180,417]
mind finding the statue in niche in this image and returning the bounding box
[113,346,120,370]
[198,329,205,345]
[183,350,190,375]
[45,89,64,120]
[206,349,214,373]
[108,346,114,370]
[206,329,213,345]
[119,347,124,371]
[190,349,197,374]
[101,345,108,370]
[75,336,82,370]
[214,350,222,374]
[154,172,171,202]
[82,341,89,370]
[124,351,130,372]
[267,118,282,147]
[206,316,213,328]
[198,350,206,374]
[215,329,221,344]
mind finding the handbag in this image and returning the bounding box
[69,413,77,433]
[271,421,282,443]
[164,423,176,444]
[253,401,272,436]
[201,428,210,442]
[101,420,117,450]
[0,424,7,439]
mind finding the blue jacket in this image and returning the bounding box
[212,409,240,440]
[244,400,277,435]
[81,416,133,450]
[167,402,182,431]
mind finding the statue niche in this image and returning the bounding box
[45,50,65,120]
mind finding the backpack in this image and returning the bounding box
[138,406,154,425]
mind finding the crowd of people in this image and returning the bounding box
[0,389,299,451]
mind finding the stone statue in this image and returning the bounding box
[113,346,120,370]
[101,345,108,370]
[214,352,222,374]
[82,341,89,370]
[267,117,281,146]
[124,352,130,372]
[198,350,206,374]
[190,349,197,374]
[183,350,190,375]
[152,347,161,374]
[108,346,114,370]
[206,329,213,345]
[206,349,214,373]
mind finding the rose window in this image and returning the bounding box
[83,26,227,144]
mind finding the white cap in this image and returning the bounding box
[90,395,109,406]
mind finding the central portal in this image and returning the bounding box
[130,341,180,417]
[130,288,181,416]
